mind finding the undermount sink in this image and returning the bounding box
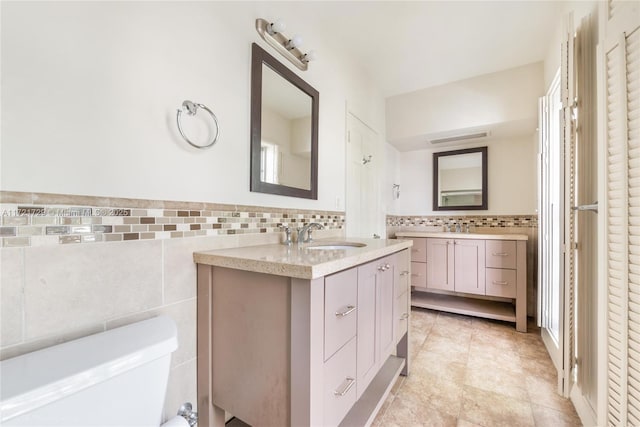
[306,242,367,250]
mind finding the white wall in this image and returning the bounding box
[0,1,385,211]
[386,62,543,150]
[395,136,537,215]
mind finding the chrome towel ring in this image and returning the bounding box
[176,100,219,149]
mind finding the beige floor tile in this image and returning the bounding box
[383,391,458,427]
[423,334,471,362]
[370,309,581,427]
[470,331,517,352]
[467,346,523,375]
[412,351,468,384]
[525,375,577,414]
[456,419,484,427]
[460,385,535,427]
[520,354,557,382]
[464,365,529,401]
[399,371,464,417]
[531,403,582,426]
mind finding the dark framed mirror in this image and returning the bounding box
[433,146,487,210]
[250,43,319,199]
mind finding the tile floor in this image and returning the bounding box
[372,307,583,427]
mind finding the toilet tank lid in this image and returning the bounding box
[0,315,178,422]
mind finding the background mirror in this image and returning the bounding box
[251,43,319,199]
[433,146,487,210]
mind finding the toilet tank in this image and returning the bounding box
[0,315,178,426]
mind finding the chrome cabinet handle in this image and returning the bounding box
[385,263,391,270]
[400,271,410,276]
[400,312,409,320]
[335,305,356,317]
[334,377,356,396]
[411,273,422,277]
[492,280,509,285]
[492,252,509,256]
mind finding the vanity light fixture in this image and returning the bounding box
[255,18,316,71]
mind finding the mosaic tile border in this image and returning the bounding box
[387,214,538,229]
[0,192,344,247]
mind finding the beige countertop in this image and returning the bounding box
[193,238,413,280]
[395,231,528,241]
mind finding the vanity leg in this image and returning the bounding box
[515,240,527,333]
[396,331,410,376]
[197,264,222,426]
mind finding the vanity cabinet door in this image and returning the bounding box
[453,239,486,295]
[356,261,378,398]
[356,256,397,399]
[426,238,454,291]
[378,256,395,366]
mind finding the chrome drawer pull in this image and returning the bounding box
[492,252,509,257]
[492,280,509,285]
[401,312,409,320]
[334,377,356,396]
[335,305,356,317]
[400,271,410,276]
[385,263,391,270]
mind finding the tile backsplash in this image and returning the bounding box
[0,192,345,247]
[386,214,537,229]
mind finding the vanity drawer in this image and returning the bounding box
[485,268,517,298]
[324,267,358,361]
[411,262,427,288]
[323,337,357,427]
[410,238,427,262]
[486,240,517,269]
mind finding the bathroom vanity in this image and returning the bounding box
[194,238,412,427]
[396,232,527,332]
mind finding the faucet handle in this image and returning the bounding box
[279,224,292,245]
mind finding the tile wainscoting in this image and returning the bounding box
[0,191,345,422]
[386,214,539,318]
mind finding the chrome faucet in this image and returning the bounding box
[298,222,324,243]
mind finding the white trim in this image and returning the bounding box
[571,384,598,427]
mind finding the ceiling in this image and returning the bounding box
[301,1,563,97]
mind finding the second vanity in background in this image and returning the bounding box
[396,231,528,332]
[194,238,412,427]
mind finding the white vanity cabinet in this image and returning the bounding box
[397,232,527,332]
[194,241,411,427]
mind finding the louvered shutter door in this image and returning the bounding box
[626,26,640,426]
[606,32,628,426]
[604,0,640,418]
